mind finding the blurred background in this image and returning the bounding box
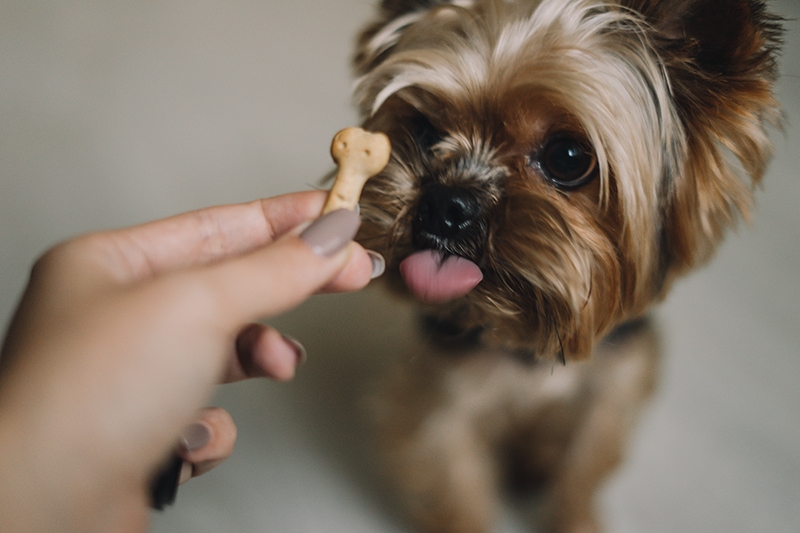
[1,1,798,532]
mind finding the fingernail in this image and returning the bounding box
[180,423,211,452]
[367,250,385,279]
[300,209,361,257]
[282,334,307,366]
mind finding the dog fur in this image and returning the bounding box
[348,1,782,531]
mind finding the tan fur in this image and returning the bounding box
[371,324,660,533]
[350,1,782,531]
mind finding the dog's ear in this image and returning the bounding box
[625,0,783,283]
[622,0,782,77]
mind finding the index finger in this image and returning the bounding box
[99,191,328,282]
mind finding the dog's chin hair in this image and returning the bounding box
[354,0,782,360]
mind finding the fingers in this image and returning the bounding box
[177,408,237,484]
[101,191,329,282]
[58,191,383,300]
[194,210,367,326]
[321,247,383,293]
[228,323,306,383]
[222,247,382,383]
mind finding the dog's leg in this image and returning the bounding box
[373,351,503,533]
[539,322,661,533]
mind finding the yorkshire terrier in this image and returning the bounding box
[347,1,782,532]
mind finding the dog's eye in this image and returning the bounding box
[412,114,444,152]
[535,137,597,189]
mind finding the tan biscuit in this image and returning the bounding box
[322,127,391,215]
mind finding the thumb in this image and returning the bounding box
[191,209,363,326]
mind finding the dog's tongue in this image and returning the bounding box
[399,250,483,303]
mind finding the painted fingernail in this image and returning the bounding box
[282,334,307,366]
[180,423,211,452]
[300,209,361,257]
[367,250,386,279]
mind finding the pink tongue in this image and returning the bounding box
[399,250,483,303]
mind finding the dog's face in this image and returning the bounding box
[353,0,781,359]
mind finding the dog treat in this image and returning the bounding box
[322,127,391,215]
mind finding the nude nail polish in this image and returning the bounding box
[367,250,386,279]
[180,423,211,452]
[300,209,361,257]
[282,334,307,366]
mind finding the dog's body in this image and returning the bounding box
[348,1,782,531]
[371,316,659,533]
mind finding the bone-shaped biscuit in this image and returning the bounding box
[322,127,391,215]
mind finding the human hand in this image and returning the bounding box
[0,190,381,532]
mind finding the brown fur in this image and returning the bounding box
[349,1,782,531]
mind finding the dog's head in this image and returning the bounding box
[352,0,781,359]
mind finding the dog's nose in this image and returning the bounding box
[414,184,481,244]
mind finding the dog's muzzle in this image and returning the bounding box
[399,184,486,304]
[412,184,484,257]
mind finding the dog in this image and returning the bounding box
[347,1,782,532]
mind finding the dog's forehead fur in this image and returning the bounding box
[356,0,681,261]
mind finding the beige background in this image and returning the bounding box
[1,1,798,532]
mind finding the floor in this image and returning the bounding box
[1,1,798,532]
